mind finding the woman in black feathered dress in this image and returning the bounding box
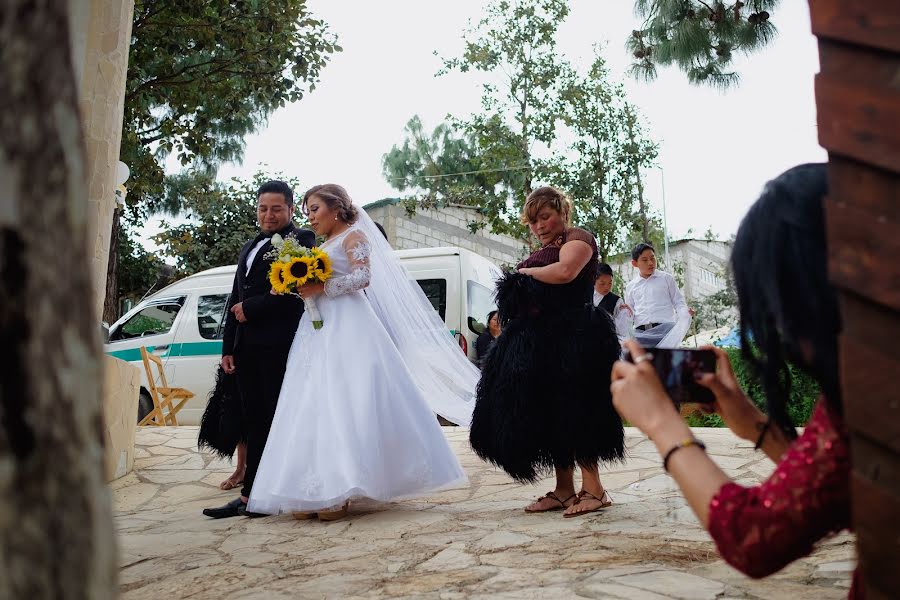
[470,186,625,517]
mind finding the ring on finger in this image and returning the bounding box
[633,353,653,365]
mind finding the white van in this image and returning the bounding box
[104,247,502,424]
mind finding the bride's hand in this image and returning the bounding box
[297,282,325,299]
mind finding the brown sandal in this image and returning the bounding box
[219,476,244,491]
[318,501,349,521]
[524,491,577,513]
[563,489,612,518]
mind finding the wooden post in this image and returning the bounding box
[808,2,900,598]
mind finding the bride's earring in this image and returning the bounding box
[334,216,338,221]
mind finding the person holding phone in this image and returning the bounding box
[609,164,859,597]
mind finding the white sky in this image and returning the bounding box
[140,0,825,249]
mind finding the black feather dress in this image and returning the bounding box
[197,366,245,459]
[469,227,625,482]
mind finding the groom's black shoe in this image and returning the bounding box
[202,497,246,519]
[237,504,268,519]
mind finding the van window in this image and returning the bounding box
[197,293,230,340]
[110,300,184,341]
[467,280,496,335]
[416,279,447,321]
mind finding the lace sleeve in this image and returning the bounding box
[324,229,372,297]
[707,399,852,578]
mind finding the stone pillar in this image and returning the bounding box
[67,0,141,480]
[102,355,140,480]
[69,0,135,321]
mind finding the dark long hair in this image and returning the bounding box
[732,163,841,439]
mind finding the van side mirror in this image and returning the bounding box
[101,322,110,343]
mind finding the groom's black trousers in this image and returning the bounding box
[236,341,292,499]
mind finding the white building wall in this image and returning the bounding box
[365,201,529,267]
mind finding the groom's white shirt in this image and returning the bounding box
[245,237,270,276]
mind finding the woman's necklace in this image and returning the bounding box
[541,228,566,249]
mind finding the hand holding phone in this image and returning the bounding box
[624,347,717,405]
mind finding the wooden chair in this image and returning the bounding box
[139,346,194,426]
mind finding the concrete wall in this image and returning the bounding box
[365,200,529,267]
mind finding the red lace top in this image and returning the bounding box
[708,399,861,598]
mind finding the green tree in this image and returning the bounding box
[116,223,172,309]
[438,0,573,234]
[549,51,659,260]
[693,259,739,330]
[108,0,339,322]
[153,172,306,275]
[627,0,779,89]
[382,116,495,215]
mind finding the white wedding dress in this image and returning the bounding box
[247,224,469,514]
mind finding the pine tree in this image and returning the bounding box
[627,0,778,89]
[438,0,573,234]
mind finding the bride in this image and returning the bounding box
[247,184,479,520]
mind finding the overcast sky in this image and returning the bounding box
[141,1,825,248]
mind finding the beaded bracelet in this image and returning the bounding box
[662,437,707,473]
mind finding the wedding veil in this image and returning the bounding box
[353,205,480,426]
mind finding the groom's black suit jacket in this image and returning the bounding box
[222,223,317,355]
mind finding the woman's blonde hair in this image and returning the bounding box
[521,186,572,225]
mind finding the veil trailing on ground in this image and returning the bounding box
[614,299,692,349]
[632,318,692,349]
[352,205,480,426]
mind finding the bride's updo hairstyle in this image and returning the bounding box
[521,186,572,225]
[302,184,359,224]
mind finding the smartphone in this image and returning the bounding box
[624,347,716,405]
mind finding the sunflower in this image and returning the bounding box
[282,256,314,288]
[268,262,290,294]
[309,247,333,281]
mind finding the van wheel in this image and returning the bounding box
[137,391,153,424]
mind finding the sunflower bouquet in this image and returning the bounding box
[266,233,333,329]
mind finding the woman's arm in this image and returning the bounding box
[298,230,372,299]
[609,346,730,526]
[611,340,851,578]
[518,239,592,284]
[695,347,792,463]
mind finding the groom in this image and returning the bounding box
[203,180,315,518]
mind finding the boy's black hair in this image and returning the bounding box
[631,242,655,262]
[596,262,614,277]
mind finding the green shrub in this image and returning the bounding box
[630,344,820,429]
[684,347,819,427]
[704,347,819,426]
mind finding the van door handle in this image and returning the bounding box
[151,345,169,355]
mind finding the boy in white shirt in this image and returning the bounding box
[624,243,691,348]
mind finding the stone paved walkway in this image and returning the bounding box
[115,427,855,599]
